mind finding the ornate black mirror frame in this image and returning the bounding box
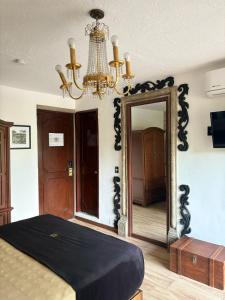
[113,77,191,235]
[113,76,189,152]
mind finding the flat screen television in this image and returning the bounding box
[210,111,225,148]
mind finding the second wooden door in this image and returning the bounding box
[76,110,99,217]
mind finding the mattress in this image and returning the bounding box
[0,214,144,300]
[0,238,75,300]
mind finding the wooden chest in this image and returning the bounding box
[170,236,225,289]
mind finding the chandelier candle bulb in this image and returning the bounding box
[67,38,76,49]
[113,46,119,63]
[67,38,76,66]
[55,64,63,73]
[59,72,68,86]
[111,35,119,62]
[70,48,76,66]
[126,61,131,76]
[55,65,68,86]
[124,53,131,76]
[111,35,119,47]
[124,52,131,62]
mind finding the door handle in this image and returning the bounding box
[68,168,73,177]
[94,170,98,174]
[68,160,73,177]
[192,255,197,265]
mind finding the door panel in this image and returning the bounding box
[38,110,74,219]
[76,110,99,217]
[0,128,5,209]
[0,211,9,226]
[0,127,8,211]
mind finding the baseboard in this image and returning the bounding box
[74,216,118,233]
[131,233,167,248]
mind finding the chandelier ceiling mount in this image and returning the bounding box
[89,8,105,20]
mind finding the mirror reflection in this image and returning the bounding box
[131,101,167,243]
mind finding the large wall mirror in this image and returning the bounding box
[121,87,178,246]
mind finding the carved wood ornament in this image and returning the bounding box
[113,77,190,236]
[179,184,191,236]
[113,76,189,151]
[113,176,121,228]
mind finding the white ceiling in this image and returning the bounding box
[1,0,225,95]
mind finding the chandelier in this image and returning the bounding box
[55,9,134,100]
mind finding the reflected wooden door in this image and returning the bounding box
[37,110,74,219]
[75,110,99,217]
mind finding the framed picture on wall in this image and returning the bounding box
[10,125,31,149]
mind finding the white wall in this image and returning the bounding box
[131,107,164,130]
[0,85,75,222]
[175,69,225,245]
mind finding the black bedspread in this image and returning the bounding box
[0,214,144,300]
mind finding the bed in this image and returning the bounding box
[0,214,144,300]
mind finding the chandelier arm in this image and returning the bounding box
[113,80,132,96]
[66,85,85,100]
[72,69,85,91]
[108,65,120,89]
[108,66,132,95]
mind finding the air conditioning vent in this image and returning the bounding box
[205,68,225,97]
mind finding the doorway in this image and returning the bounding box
[75,110,99,217]
[129,100,168,246]
[130,102,167,245]
[37,109,74,219]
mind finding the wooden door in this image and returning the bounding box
[131,131,144,205]
[143,127,165,203]
[0,120,13,225]
[76,110,99,217]
[0,126,6,212]
[37,110,74,219]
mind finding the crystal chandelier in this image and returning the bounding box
[55,9,134,100]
